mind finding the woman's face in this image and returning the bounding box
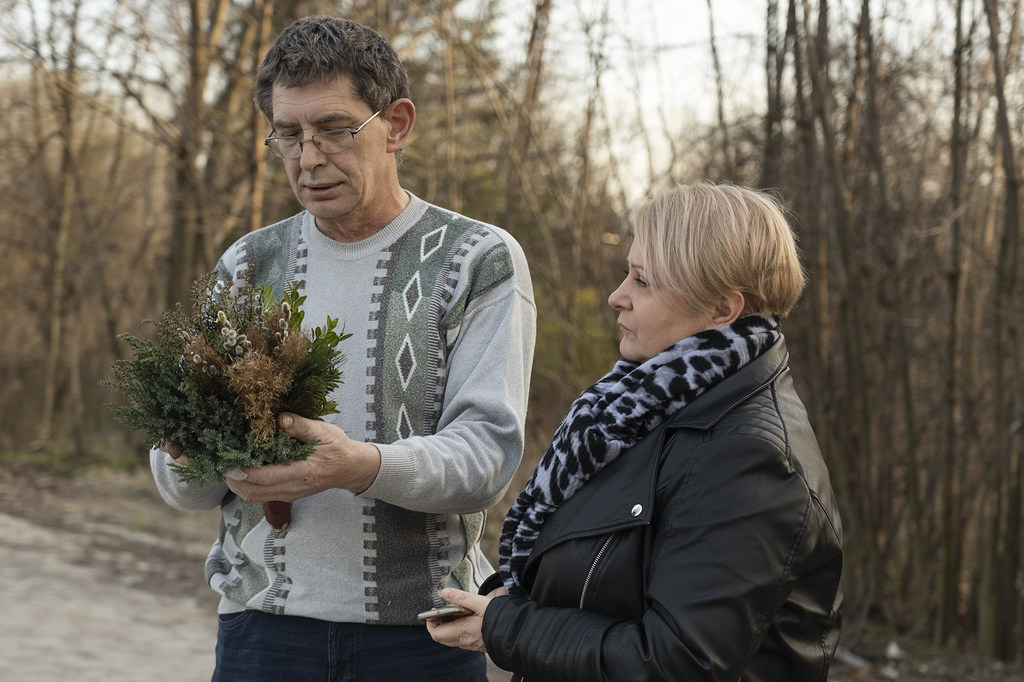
[608,242,715,363]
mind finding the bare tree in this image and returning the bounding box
[978,0,1023,658]
[111,0,280,308]
[35,0,84,445]
[706,0,734,175]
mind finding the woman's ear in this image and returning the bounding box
[384,98,415,152]
[710,291,745,328]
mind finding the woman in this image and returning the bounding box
[428,181,843,681]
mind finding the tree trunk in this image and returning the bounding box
[760,0,783,188]
[38,0,83,446]
[706,0,733,175]
[498,0,551,227]
[982,0,1022,659]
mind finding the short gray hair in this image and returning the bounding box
[253,16,409,122]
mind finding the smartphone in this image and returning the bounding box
[416,605,473,622]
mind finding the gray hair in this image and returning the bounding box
[254,16,409,122]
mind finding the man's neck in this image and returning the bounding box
[314,188,411,243]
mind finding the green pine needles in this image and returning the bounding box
[109,271,350,484]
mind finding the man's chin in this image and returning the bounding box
[302,199,351,220]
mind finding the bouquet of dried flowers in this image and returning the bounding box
[108,271,349,529]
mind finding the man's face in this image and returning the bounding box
[270,74,391,236]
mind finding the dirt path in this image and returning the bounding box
[0,464,220,680]
[0,510,218,681]
[2,463,1022,682]
[0,464,514,681]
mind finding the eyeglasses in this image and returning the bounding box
[264,107,385,159]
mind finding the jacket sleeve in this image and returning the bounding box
[482,432,821,682]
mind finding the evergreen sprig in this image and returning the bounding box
[108,271,349,485]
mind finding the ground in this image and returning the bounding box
[1,462,1021,681]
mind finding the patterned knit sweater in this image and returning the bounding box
[150,193,536,624]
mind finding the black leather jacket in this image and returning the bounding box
[482,339,843,682]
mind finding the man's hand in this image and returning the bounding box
[222,413,382,503]
[161,441,189,465]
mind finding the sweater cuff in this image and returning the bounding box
[357,441,416,501]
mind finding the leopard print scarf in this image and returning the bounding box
[498,313,781,595]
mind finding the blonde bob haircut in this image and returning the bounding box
[630,181,806,318]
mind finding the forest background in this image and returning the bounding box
[1,0,1023,665]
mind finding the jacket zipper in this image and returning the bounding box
[580,531,617,609]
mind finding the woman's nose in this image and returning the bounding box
[608,282,628,310]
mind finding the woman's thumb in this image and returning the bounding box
[441,588,466,605]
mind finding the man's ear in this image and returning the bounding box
[384,98,415,152]
[710,291,745,328]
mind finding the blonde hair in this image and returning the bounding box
[630,181,806,317]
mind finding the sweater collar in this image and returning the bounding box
[301,192,428,261]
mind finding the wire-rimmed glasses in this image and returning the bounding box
[264,107,385,159]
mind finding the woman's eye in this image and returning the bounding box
[623,269,647,288]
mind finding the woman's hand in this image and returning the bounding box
[425,587,501,653]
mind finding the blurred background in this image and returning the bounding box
[1,0,1023,668]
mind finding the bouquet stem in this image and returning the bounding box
[262,500,292,531]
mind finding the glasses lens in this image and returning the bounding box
[315,129,354,154]
[266,137,300,159]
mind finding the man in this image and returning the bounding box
[151,15,536,681]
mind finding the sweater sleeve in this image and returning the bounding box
[149,447,229,511]
[360,236,536,514]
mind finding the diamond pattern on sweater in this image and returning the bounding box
[420,225,447,261]
[396,404,413,440]
[396,333,417,390]
[403,271,422,320]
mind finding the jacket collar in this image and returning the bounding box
[666,337,789,431]
[523,338,791,567]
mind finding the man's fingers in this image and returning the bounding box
[278,412,321,443]
[161,441,188,463]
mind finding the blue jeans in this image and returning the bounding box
[211,610,487,681]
